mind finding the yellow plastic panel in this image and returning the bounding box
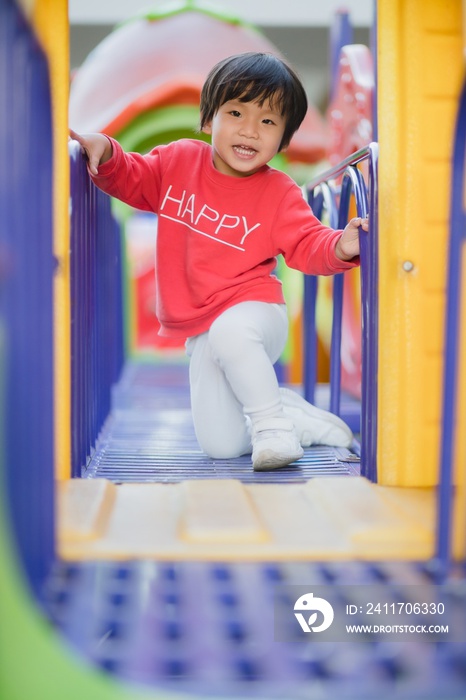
[58,478,435,561]
[31,0,71,479]
[305,478,433,550]
[180,480,268,543]
[377,0,463,486]
[58,479,117,541]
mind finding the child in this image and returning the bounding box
[70,51,368,471]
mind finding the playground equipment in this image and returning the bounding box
[1,0,466,699]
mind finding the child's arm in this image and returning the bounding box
[335,216,369,261]
[69,129,113,175]
[70,129,164,213]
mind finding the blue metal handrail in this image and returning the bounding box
[435,79,466,575]
[304,143,379,481]
[69,142,125,478]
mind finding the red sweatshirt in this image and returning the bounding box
[91,138,359,339]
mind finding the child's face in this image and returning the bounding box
[202,97,286,177]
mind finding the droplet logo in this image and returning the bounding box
[294,592,334,633]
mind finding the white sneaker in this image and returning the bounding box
[279,387,353,448]
[251,417,304,471]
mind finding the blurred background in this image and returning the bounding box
[69,0,372,113]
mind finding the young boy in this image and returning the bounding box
[70,51,368,471]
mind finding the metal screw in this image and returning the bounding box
[402,260,414,272]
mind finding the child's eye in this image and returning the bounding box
[262,119,275,125]
[229,110,241,117]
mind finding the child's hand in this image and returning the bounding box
[335,216,369,261]
[69,129,113,175]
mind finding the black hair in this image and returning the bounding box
[199,52,308,151]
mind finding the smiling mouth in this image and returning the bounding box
[233,145,257,157]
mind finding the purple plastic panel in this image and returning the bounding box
[0,0,55,594]
[69,142,125,477]
[436,79,466,575]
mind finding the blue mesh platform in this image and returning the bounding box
[83,361,360,483]
[42,559,466,699]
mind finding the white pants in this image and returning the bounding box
[185,301,289,458]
